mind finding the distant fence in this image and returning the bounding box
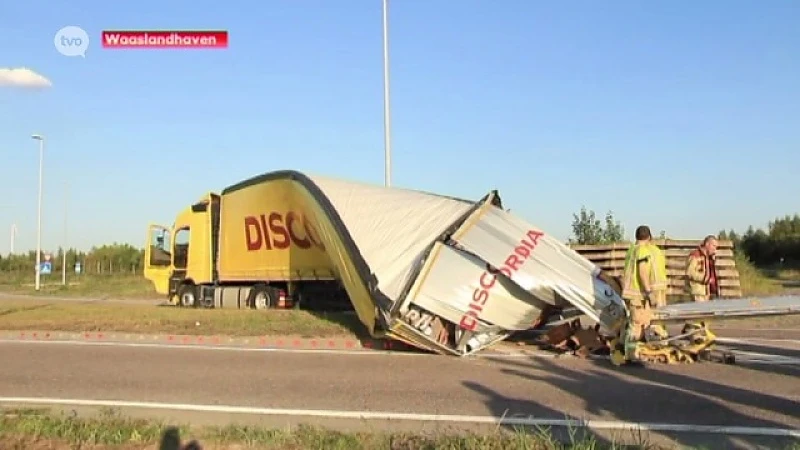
[0,261,141,278]
[570,239,742,299]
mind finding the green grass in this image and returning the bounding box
[3,407,798,450]
[0,407,664,450]
[0,272,158,300]
[0,299,365,338]
[735,253,787,297]
[768,267,800,289]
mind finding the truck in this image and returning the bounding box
[143,181,349,312]
[144,170,630,356]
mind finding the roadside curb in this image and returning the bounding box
[0,330,420,353]
[0,292,164,306]
[0,330,557,357]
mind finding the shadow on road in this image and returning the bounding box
[734,361,800,378]
[462,381,628,448]
[476,357,800,449]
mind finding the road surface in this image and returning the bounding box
[0,340,798,449]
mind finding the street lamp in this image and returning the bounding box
[10,224,17,254]
[62,182,68,286]
[382,0,392,187]
[31,134,44,291]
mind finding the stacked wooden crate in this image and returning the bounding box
[570,239,742,300]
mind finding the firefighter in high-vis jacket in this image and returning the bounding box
[686,235,720,302]
[620,225,668,353]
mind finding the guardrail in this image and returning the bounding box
[570,239,742,299]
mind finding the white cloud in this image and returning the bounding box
[0,67,52,88]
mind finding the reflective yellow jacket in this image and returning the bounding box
[621,241,667,301]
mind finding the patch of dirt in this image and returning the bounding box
[0,435,275,450]
[0,435,154,449]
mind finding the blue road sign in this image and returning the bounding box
[40,261,52,275]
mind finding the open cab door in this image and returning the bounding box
[144,223,172,296]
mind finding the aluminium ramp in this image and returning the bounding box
[651,295,800,323]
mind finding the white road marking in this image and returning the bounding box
[0,339,414,357]
[0,338,559,359]
[0,397,798,438]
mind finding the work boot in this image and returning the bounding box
[619,324,646,366]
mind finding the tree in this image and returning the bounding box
[602,211,625,243]
[1,243,145,274]
[725,214,800,266]
[570,206,625,245]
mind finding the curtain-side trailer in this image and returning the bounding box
[143,171,630,356]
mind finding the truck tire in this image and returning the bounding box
[178,283,198,308]
[249,285,274,310]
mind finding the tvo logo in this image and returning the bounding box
[54,26,90,57]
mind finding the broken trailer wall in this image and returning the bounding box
[303,174,504,355]
[390,197,629,356]
[451,205,629,338]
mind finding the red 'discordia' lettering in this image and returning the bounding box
[244,211,325,251]
[459,230,544,332]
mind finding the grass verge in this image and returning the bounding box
[0,273,159,300]
[0,299,364,338]
[0,407,664,450]
[736,253,786,297]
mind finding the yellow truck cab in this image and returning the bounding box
[143,191,350,311]
[144,193,216,305]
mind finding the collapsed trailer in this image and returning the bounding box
[144,170,629,356]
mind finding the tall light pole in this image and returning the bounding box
[31,134,44,291]
[10,224,17,254]
[62,182,68,286]
[382,0,392,187]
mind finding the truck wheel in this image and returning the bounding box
[249,286,274,310]
[178,284,197,308]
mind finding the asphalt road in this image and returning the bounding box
[0,340,798,449]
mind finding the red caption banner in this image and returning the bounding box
[101,30,228,49]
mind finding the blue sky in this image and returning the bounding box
[1,0,798,254]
